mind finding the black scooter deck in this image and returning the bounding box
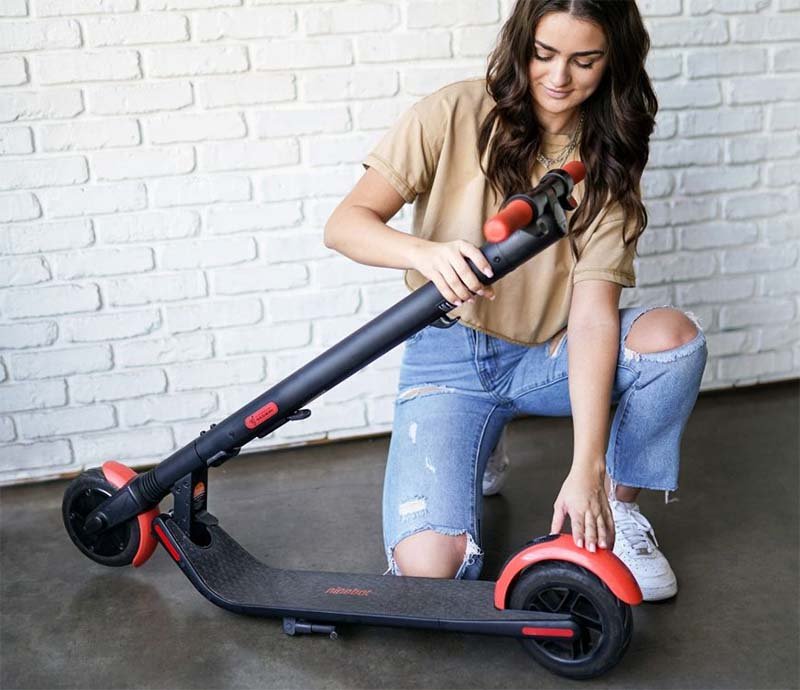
[156,516,577,638]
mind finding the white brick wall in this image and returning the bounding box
[1,0,798,485]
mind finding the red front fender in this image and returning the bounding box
[101,461,160,568]
[494,534,643,609]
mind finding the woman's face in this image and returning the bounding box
[528,12,609,118]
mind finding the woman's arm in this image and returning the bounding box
[550,279,622,552]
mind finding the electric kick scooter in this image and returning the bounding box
[62,161,642,680]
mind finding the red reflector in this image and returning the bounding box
[245,401,279,429]
[154,523,181,563]
[522,626,574,638]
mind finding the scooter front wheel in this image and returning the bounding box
[62,468,142,567]
[509,560,633,680]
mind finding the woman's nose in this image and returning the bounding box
[549,61,571,87]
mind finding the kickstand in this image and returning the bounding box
[282,617,338,640]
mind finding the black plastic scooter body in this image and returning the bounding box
[152,514,581,640]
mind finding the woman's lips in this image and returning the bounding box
[543,85,572,99]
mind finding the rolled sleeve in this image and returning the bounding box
[573,210,637,287]
[362,103,439,204]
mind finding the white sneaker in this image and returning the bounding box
[610,498,678,602]
[482,433,510,496]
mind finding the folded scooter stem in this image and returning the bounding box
[86,211,566,534]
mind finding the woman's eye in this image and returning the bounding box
[534,52,594,69]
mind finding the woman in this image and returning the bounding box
[324,0,707,602]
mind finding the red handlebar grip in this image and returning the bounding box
[483,199,534,242]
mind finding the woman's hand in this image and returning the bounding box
[410,239,496,306]
[550,465,615,553]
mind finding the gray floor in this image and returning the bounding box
[1,380,798,690]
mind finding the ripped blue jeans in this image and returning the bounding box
[382,304,708,580]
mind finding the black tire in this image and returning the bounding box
[508,561,633,680]
[62,468,141,567]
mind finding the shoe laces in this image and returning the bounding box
[613,501,659,554]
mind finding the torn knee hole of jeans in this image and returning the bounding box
[398,496,428,521]
[397,384,454,403]
[622,308,706,363]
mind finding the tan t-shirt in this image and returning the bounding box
[362,78,637,346]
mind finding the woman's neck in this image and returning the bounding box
[535,105,581,135]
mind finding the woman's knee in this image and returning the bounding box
[625,307,700,354]
[392,530,468,579]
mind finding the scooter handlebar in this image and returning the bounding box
[482,161,586,243]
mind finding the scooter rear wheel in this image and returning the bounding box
[509,560,633,680]
[62,469,141,567]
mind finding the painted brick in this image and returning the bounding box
[215,322,311,356]
[252,38,353,70]
[300,69,398,102]
[165,298,263,334]
[114,332,213,367]
[213,262,309,295]
[61,309,162,342]
[0,18,81,52]
[119,390,218,426]
[106,271,207,306]
[144,45,248,78]
[0,192,40,222]
[37,0,136,16]
[69,368,166,403]
[0,127,33,155]
[0,255,50,286]
[0,56,27,86]
[304,3,398,34]
[0,321,57,350]
[356,32,451,63]
[95,210,200,243]
[145,111,246,144]
[196,73,295,108]
[197,138,299,172]
[34,50,141,85]
[0,439,72,475]
[0,88,83,122]
[39,118,140,152]
[253,106,351,137]
[87,82,193,115]
[170,356,266,391]
[1,283,100,319]
[8,344,112,379]
[267,287,360,322]
[159,236,256,270]
[52,246,154,279]
[38,181,147,218]
[195,6,295,40]
[17,404,116,439]
[0,156,88,191]
[407,0,498,28]
[72,427,174,468]
[91,147,195,181]
[151,174,251,208]
[82,14,188,47]
[0,380,66,413]
[205,202,302,235]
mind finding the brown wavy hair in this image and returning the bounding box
[478,0,657,260]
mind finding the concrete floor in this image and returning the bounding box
[1,380,798,690]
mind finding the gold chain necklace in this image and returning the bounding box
[536,111,584,169]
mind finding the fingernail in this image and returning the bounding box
[576,538,583,548]
[483,269,494,278]
[589,544,596,553]
[477,290,484,296]
[454,300,462,306]
[600,541,607,549]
